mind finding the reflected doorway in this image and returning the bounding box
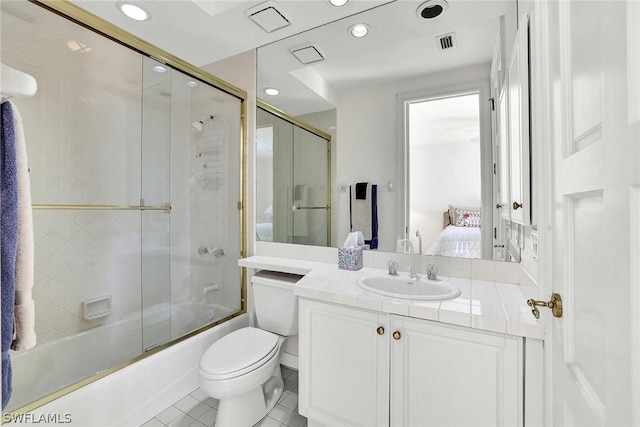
[401,84,493,259]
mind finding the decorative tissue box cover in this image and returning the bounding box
[338,247,363,271]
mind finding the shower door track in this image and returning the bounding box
[32,201,172,214]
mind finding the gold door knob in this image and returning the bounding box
[513,201,523,210]
[377,326,385,335]
[527,293,563,319]
[393,331,401,340]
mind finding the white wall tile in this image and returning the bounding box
[471,259,495,281]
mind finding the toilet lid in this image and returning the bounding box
[200,327,279,379]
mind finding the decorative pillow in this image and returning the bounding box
[449,205,481,227]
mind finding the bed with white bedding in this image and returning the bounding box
[425,206,482,258]
[425,225,481,258]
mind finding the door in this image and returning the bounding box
[537,1,640,425]
[256,106,331,246]
[291,125,331,246]
[507,14,532,226]
[390,317,521,427]
[298,299,389,427]
[492,59,511,260]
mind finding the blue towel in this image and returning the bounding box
[1,100,18,410]
[370,185,378,249]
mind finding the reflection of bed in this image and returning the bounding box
[256,223,273,241]
[425,225,481,258]
[425,208,481,258]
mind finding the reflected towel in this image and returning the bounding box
[10,101,35,352]
[350,183,371,239]
[1,100,18,410]
[349,183,378,249]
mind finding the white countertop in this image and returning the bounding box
[239,256,544,339]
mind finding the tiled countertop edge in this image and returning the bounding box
[239,256,544,340]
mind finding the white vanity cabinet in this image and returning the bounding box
[389,316,521,427]
[299,299,523,427]
[298,299,390,426]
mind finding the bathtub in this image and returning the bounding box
[6,301,237,412]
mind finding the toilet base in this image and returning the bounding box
[216,386,266,427]
[214,364,284,427]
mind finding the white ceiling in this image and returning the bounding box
[68,0,394,66]
[258,0,511,114]
[68,0,511,116]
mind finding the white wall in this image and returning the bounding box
[335,63,491,252]
[410,141,482,251]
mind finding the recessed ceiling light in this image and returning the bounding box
[349,23,370,38]
[329,0,349,7]
[152,65,167,73]
[416,0,449,20]
[118,2,150,21]
[187,81,199,88]
[264,87,279,96]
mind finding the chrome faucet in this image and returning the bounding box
[399,239,419,279]
[426,264,438,281]
[387,259,399,276]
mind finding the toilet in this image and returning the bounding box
[199,271,300,427]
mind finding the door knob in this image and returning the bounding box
[527,293,563,319]
[377,327,385,335]
[393,331,401,340]
[512,201,523,210]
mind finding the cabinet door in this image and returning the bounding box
[390,317,522,427]
[299,299,389,427]
[507,14,531,225]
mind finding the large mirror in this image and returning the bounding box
[257,0,527,261]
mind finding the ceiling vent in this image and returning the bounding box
[246,1,291,33]
[290,45,325,65]
[436,32,457,51]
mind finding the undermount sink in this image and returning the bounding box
[356,275,461,301]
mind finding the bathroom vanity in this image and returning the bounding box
[239,255,544,427]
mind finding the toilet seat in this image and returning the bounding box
[200,327,279,381]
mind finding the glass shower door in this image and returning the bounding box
[256,106,331,246]
[291,126,330,246]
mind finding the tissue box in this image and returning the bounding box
[338,247,363,271]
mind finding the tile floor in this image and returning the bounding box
[141,366,306,427]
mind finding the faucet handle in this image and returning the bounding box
[426,264,438,281]
[387,259,399,276]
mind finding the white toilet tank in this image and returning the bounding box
[251,270,302,336]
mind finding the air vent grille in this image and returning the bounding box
[437,32,457,50]
[246,1,291,33]
[290,46,325,65]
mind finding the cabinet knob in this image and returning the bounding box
[376,326,385,335]
[512,201,523,210]
[393,331,401,340]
